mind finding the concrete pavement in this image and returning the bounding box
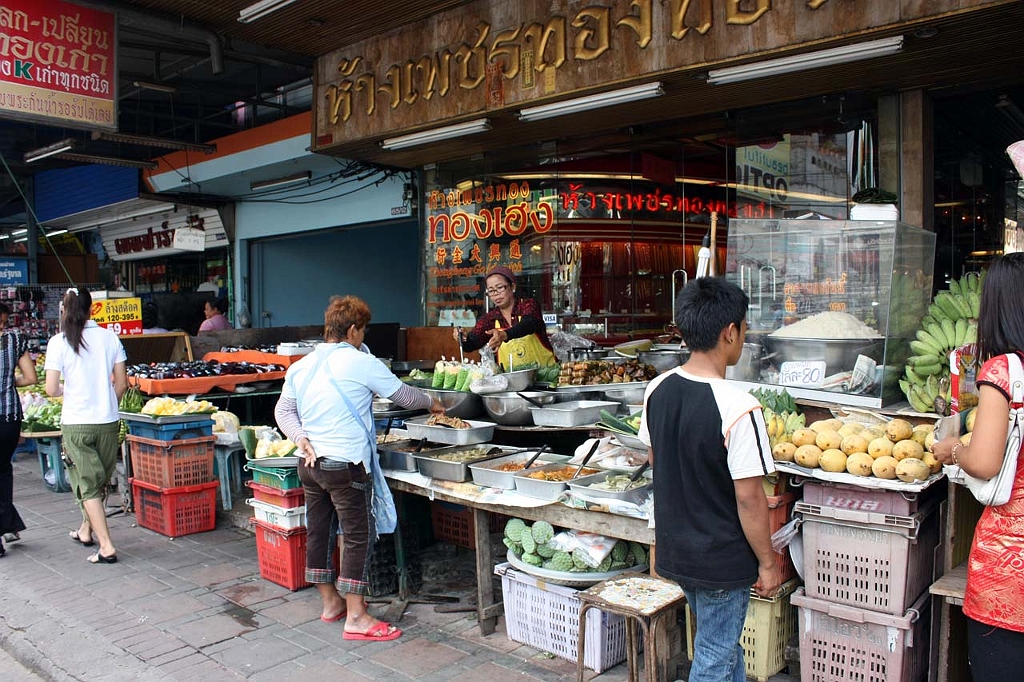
[0,454,636,681]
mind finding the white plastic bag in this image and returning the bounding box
[548,530,616,568]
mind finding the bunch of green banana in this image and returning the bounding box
[763,407,806,448]
[901,271,984,414]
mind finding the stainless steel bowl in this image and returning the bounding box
[481,391,557,425]
[763,337,884,376]
[602,384,648,410]
[419,388,484,419]
[501,368,537,392]
[569,347,611,361]
[637,349,688,374]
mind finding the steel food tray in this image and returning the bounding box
[566,471,653,505]
[610,431,648,451]
[529,400,619,427]
[119,411,215,425]
[403,417,496,445]
[553,381,648,393]
[376,439,451,472]
[512,462,601,500]
[468,451,571,489]
[413,444,505,481]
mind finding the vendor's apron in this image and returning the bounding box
[497,317,556,371]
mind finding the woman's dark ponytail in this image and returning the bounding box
[61,287,92,354]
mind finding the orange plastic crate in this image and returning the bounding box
[131,478,218,538]
[767,493,797,583]
[128,434,215,488]
[431,501,507,550]
[254,518,309,590]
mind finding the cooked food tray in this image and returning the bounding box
[376,439,451,472]
[512,462,600,500]
[566,471,653,505]
[468,451,571,489]
[403,417,495,445]
[529,400,619,427]
[413,444,505,481]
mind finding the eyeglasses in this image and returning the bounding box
[485,284,509,296]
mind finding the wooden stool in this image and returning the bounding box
[576,572,685,682]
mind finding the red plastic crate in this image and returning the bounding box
[246,480,305,509]
[767,493,797,583]
[253,518,309,590]
[131,478,218,538]
[128,434,215,488]
[431,501,507,550]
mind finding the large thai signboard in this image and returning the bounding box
[313,0,1007,152]
[0,0,117,130]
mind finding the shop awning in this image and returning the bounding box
[99,207,228,261]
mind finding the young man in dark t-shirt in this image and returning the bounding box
[638,278,780,682]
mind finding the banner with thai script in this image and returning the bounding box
[0,0,117,129]
[90,297,142,335]
[0,258,29,284]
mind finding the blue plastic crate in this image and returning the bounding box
[36,437,70,493]
[126,419,214,441]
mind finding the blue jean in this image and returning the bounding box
[683,584,750,682]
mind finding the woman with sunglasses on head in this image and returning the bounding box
[0,303,37,558]
[45,288,128,565]
[452,266,555,371]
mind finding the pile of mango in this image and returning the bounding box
[772,417,939,483]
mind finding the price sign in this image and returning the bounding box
[90,298,143,335]
[779,360,827,388]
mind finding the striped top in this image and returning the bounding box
[0,330,28,421]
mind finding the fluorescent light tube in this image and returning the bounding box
[45,229,69,237]
[54,153,158,170]
[24,138,75,163]
[238,0,299,23]
[250,171,312,191]
[707,36,904,85]
[132,81,178,94]
[380,119,491,151]
[11,229,27,236]
[519,82,663,122]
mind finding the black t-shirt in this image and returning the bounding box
[638,369,775,589]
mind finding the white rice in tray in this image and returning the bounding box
[769,311,881,339]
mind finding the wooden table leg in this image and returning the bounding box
[473,507,498,635]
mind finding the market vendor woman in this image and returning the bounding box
[453,266,555,370]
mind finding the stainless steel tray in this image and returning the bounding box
[553,381,648,393]
[468,451,571,489]
[566,471,653,505]
[119,411,215,425]
[512,463,601,500]
[376,439,451,472]
[403,417,495,445]
[529,400,619,427]
[419,389,484,419]
[413,444,505,481]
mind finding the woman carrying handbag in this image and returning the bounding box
[933,252,1024,682]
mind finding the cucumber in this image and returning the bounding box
[599,410,638,434]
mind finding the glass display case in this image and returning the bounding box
[725,219,936,408]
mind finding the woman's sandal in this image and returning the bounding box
[87,551,117,564]
[70,530,95,547]
[342,621,401,641]
[320,610,347,623]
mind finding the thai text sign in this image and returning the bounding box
[313,0,996,150]
[0,258,29,284]
[0,0,117,129]
[91,297,142,335]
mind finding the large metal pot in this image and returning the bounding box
[481,391,557,425]
[725,342,763,382]
[763,337,884,376]
[420,388,484,419]
[637,349,688,374]
[568,347,610,361]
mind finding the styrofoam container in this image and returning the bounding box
[247,498,306,529]
[530,400,619,427]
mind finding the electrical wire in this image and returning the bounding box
[0,150,77,286]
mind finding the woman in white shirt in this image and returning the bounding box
[45,288,128,565]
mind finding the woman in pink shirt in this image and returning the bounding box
[199,298,231,333]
